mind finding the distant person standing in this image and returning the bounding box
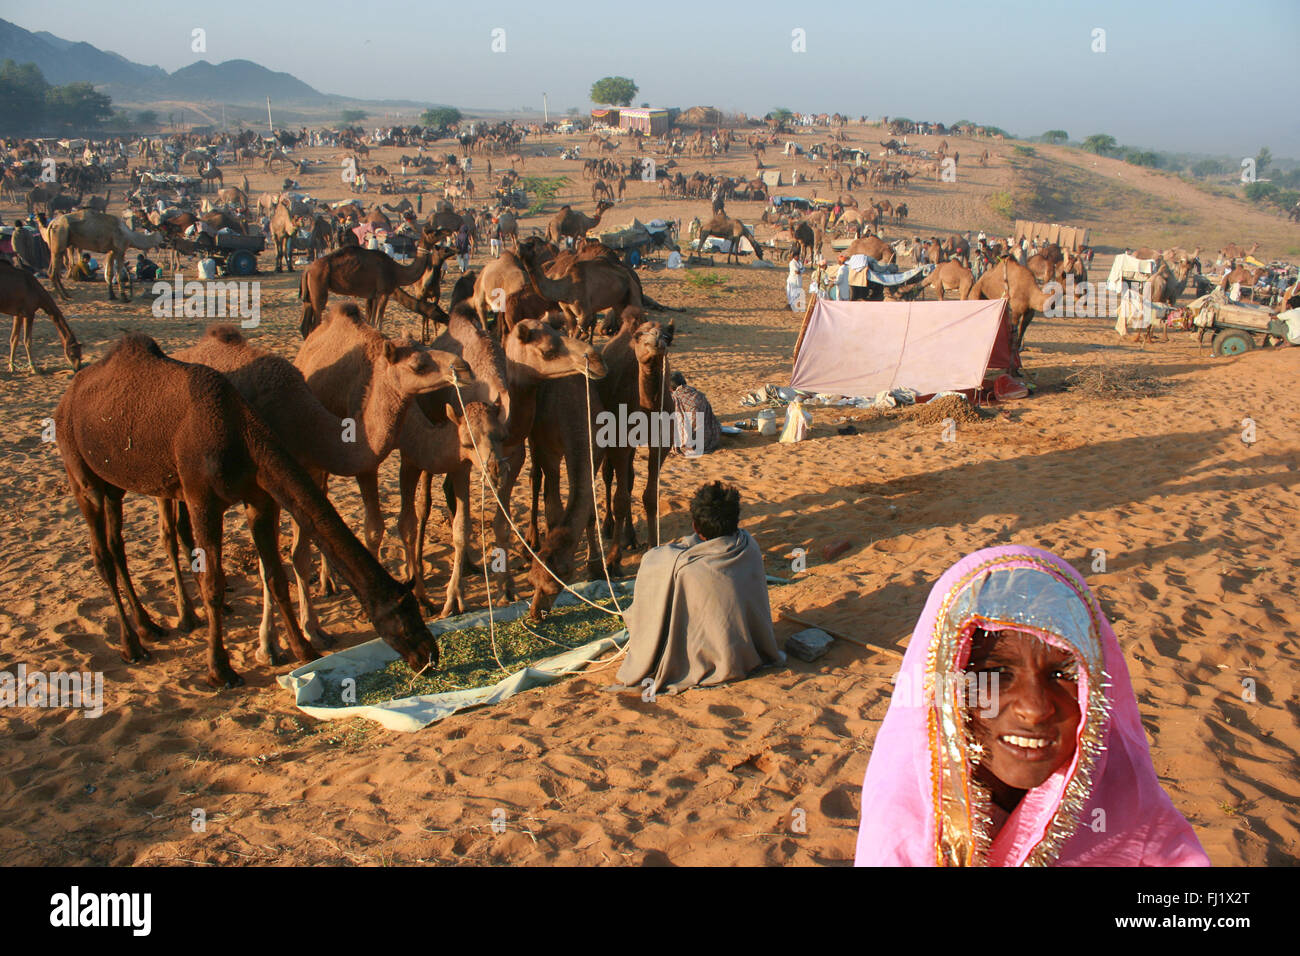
[455,223,471,272]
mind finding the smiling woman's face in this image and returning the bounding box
[966,628,1082,810]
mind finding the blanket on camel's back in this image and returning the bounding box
[616,529,785,696]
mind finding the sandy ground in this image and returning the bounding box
[0,125,1297,866]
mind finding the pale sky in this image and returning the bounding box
[4,0,1298,157]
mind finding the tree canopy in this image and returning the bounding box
[420,106,462,129]
[590,77,638,107]
[1082,133,1117,155]
[1041,130,1069,144]
[0,62,114,134]
[341,109,368,123]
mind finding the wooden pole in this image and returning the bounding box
[791,289,818,362]
[776,606,905,661]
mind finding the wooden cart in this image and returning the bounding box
[1194,300,1295,356]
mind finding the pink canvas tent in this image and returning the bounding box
[791,297,1016,397]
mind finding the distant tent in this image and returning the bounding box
[761,170,783,188]
[791,298,1017,397]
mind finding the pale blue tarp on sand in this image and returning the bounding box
[277,580,633,732]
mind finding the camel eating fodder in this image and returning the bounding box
[0,261,82,371]
[55,333,439,688]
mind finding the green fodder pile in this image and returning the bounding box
[1065,362,1168,399]
[318,598,624,707]
[903,395,990,426]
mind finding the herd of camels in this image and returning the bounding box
[3,140,1279,689]
[25,193,683,688]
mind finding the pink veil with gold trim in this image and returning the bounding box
[854,545,1209,866]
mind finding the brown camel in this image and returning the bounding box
[965,257,1055,358]
[596,312,674,566]
[486,320,608,606]
[845,235,897,263]
[1149,258,1194,307]
[163,315,467,653]
[0,261,82,371]
[1220,265,1265,295]
[298,238,452,337]
[519,242,642,340]
[42,210,163,302]
[546,201,613,245]
[696,211,765,264]
[922,260,974,300]
[55,333,438,688]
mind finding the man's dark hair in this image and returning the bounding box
[670,371,686,388]
[690,481,740,539]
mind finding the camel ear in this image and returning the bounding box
[383,339,400,363]
[444,402,462,423]
[663,320,676,345]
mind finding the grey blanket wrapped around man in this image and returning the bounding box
[616,529,785,695]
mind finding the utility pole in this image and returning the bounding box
[543,92,548,125]
[266,96,273,134]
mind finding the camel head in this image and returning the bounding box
[505,319,607,382]
[64,335,83,371]
[446,399,507,491]
[382,335,472,396]
[374,578,438,670]
[630,314,674,368]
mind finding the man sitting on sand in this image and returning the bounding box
[616,482,784,696]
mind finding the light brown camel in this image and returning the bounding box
[696,211,766,264]
[921,260,974,300]
[0,261,82,371]
[845,235,896,263]
[42,209,163,302]
[965,257,1056,359]
[270,198,312,272]
[285,303,472,634]
[55,333,438,688]
[519,242,643,340]
[1219,242,1259,264]
[298,238,453,337]
[1220,265,1265,294]
[546,201,613,245]
[216,186,249,211]
[596,311,674,568]
[162,315,467,653]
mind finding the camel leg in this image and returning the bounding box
[399,463,433,611]
[288,516,331,648]
[245,492,320,664]
[441,466,472,618]
[8,316,20,372]
[21,315,34,371]
[103,488,167,638]
[187,494,241,689]
[157,499,200,631]
[444,473,482,574]
[314,473,339,595]
[600,454,616,539]
[254,559,284,665]
[355,469,385,556]
[375,294,390,331]
[491,448,524,604]
[611,450,635,551]
[66,469,150,664]
[641,446,665,549]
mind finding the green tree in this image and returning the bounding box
[767,107,795,124]
[1190,157,1230,178]
[421,106,462,129]
[1123,149,1161,168]
[45,82,112,130]
[0,60,49,133]
[1255,146,1272,177]
[341,109,368,123]
[136,109,158,127]
[1082,133,1117,155]
[590,76,638,107]
[1041,129,1068,144]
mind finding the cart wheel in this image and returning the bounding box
[1212,329,1254,357]
[228,250,257,276]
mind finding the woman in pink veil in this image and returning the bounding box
[855,545,1209,866]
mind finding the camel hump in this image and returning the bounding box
[115,332,167,359]
[204,323,245,345]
